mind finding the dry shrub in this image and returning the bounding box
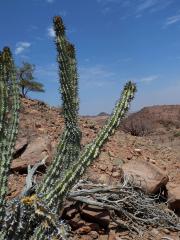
[121,114,153,136]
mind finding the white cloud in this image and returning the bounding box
[150,0,172,13]
[47,26,55,37]
[46,0,54,3]
[97,0,173,17]
[137,75,159,83]
[15,42,31,55]
[79,65,116,87]
[47,24,75,38]
[164,14,180,26]
[136,0,157,12]
[136,0,173,14]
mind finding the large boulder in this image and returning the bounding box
[166,183,180,212]
[11,136,52,172]
[13,137,29,158]
[14,137,28,152]
[122,160,169,194]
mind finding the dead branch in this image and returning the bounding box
[68,180,180,234]
[20,156,47,197]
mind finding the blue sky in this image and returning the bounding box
[0,0,180,115]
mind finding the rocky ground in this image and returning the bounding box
[8,98,180,240]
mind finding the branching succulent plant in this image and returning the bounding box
[0,16,136,239]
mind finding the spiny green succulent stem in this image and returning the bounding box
[37,130,69,192]
[30,81,136,240]
[0,47,20,221]
[44,81,136,207]
[30,17,136,240]
[54,16,79,128]
[0,51,8,134]
[0,53,5,132]
[38,16,81,195]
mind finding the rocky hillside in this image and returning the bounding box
[9,98,180,240]
[130,105,180,123]
[122,105,180,133]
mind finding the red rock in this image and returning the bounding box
[112,171,121,178]
[61,201,78,220]
[134,148,142,154]
[99,152,110,162]
[162,228,170,234]
[99,174,111,185]
[150,228,160,237]
[108,151,115,157]
[77,225,92,234]
[122,160,169,194]
[167,183,180,211]
[88,223,100,232]
[99,235,108,240]
[108,165,113,172]
[150,159,156,164]
[14,137,28,153]
[81,205,110,227]
[11,136,52,172]
[89,231,99,239]
[108,230,116,240]
[38,127,46,133]
[127,154,133,160]
[35,123,41,128]
[69,218,84,230]
[99,164,107,171]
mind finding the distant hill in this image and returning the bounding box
[130,105,180,124]
[97,112,110,117]
[121,105,180,136]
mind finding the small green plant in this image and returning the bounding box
[0,16,136,239]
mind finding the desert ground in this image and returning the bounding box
[8,97,180,240]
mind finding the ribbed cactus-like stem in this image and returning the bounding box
[38,16,81,195]
[0,52,5,132]
[0,47,20,221]
[44,81,136,207]
[30,81,136,240]
[0,51,8,134]
[24,17,136,240]
[53,16,79,128]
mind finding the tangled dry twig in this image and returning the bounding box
[69,179,180,235]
